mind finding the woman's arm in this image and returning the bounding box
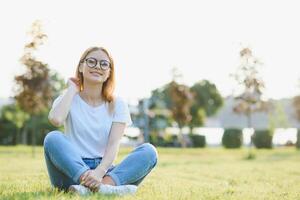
[95,122,126,177]
[48,78,80,127]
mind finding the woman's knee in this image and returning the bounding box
[43,130,64,149]
[139,143,158,166]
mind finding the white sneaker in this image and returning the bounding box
[99,184,138,196]
[68,185,91,195]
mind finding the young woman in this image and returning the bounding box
[43,47,158,196]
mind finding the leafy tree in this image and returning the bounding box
[190,80,223,130]
[168,81,193,147]
[14,20,56,156]
[146,68,223,147]
[232,47,269,158]
[293,79,300,148]
[147,67,193,147]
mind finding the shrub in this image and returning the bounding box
[189,134,206,147]
[149,132,180,147]
[222,128,243,148]
[163,134,180,147]
[0,118,17,145]
[252,129,273,149]
[149,132,164,147]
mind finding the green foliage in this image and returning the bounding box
[0,104,28,145]
[149,133,163,146]
[149,132,180,147]
[0,105,62,145]
[189,134,206,148]
[190,80,223,117]
[2,104,29,129]
[222,128,243,148]
[26,110,63,145]
[163,134,180,147]
[190,107,206,128]
[149,84,172,110]
[148,84,173,131]
[0,117,17,145]
[252,130,273,149]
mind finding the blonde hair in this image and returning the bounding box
[75,46,115,113]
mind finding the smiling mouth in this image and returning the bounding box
[90,71,103,76]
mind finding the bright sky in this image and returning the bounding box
[1,0,300,105]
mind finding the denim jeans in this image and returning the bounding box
[43,130,158,191]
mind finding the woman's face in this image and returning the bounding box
[80,49,111,84]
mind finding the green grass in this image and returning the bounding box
[1,145,300,200]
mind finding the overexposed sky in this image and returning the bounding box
[1,0,300,104]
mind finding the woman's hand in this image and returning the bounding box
[80,170,103,192]
[67,77,80,93]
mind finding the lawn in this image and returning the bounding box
[0,145,300,200]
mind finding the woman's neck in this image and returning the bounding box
[80,81,103,103]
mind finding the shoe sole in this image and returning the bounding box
[68,185,80,194]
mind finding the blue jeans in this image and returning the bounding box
[43,131,158,191]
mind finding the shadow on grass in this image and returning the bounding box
[244,150,299,162]
[265,151,297,160]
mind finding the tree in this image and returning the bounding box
[232,47,269,158]
[168,80,193,147]
[14,20,55,156]
[293,79,300,148]
[190,80,223,130]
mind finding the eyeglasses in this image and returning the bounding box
[82,57,111,70]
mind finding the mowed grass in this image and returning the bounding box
[0,145,300,200]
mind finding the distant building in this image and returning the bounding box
[205,96,300,129]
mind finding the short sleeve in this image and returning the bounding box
[112,97,132,126]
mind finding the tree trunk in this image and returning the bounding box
[31,115,36,157]
[247,112,252,129]
[178,126,186,148]
[21,126,28,144]
[13,128,20,145]
[189,125,194,134]
[246,111,255,159]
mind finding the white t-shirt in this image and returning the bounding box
[51,93,132,158]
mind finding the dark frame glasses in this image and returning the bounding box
[82,57,111,70]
